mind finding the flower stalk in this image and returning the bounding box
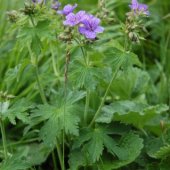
[34,62,48,104]
[51,48,60,77]
[52,151,58,170]
[0,119,8,159]
[27,44,47,104]
[88,64,121,128]
[84,90,90,125]
[56,142,64,170]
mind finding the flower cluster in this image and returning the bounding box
[53,3,104,40]
[57,4,77,16]
[7,10,18,22]
[77,14,104,39]
[129,0,149,15]
[125,0,150,43]
[51,0,61,11]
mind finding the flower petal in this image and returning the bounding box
[95,26,104,33]
[78,26,87,34]
[85,31,96,39]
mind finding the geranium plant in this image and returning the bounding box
[0,0,170,170]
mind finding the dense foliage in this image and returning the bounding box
[0,0,170,169]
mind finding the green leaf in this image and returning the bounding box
[97,100,146,124]
[83,128,104,163]
[100,133,143,170]
[96,101,144,124]
[110,67,150,99]
[73,128,105,163]
[113,104,169,129]
[103,135,127,160]
[17,20,50,42]
[68,149,86,170]
[103,47,142,69]
[31,90,85,147]
[34,20,51,39]
[123,51,142,68]
[1,98,31,125]
[18,144,50,166]
[17,20,52,54]
[145,130,170,159]
[97,101,168,129]
[39,104,81,147]
[103,48,127,69]
[4,58,32,93]
[69,57,106,90]
[72,127,133,164]
[31,34,42,56]
[0,153,31,170]
[154,145,170,159]
[145,137,164,158]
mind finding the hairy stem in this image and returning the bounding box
[35,63,47,104]
[88,65,120,127]
[52,151,58,170]
[84,90,90,125]
[64,49,71,84]
[0,119,8,159]
[51,47,60,77]
[56,141,64,170]
[140,128,148,137]
[80,45,88,65]
[74,38,87,65]
[62,46,71,170]
[27,45,47,104]
[0,138,39,148]
[75,39,90,125]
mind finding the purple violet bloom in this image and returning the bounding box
[63,11,86,26]
[78,14,104,39]
[57,4,77,16]
[129,0,138,10]
[51,1,61,11]
[129,0,149,15]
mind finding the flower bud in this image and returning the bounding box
[58,33,72,43]
[98,0,105,8]
[160,120,165,132]
[7,10,18,22]
[128,32,139,43]
[21,2,36,15]
[0,91,15,100]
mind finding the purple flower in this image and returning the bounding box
[78,14,104,39]
[129,0,149,15]
[63,11,86,26]
[51,1,61,11]
[57,4,77,16]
